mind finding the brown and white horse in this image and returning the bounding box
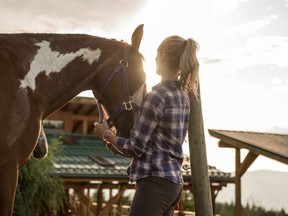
[0,25,146,215]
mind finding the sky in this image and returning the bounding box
[1,0,288,173]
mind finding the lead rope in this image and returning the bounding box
[97,98,131,158]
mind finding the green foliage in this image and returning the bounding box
[122,193,131,205]
[182,190,195,212]
[215,201,235,216]
[13,138,65,216]
[216,201,288,216]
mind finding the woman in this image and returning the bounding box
[94,35,199,216]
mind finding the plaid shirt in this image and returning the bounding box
[116,80,190,184]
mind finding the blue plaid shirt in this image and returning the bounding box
[116,80,190,184]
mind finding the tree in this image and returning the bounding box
[216,202,288,216]
[13,138,65,216]
[182,190,195,212]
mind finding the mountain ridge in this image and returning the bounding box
[217,169,288,212]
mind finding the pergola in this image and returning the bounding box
[46,130,233,215]
[44,96,234,215]
[208,129,288,216]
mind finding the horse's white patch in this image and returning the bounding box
[131,83,147,107]
[20,40,101,91]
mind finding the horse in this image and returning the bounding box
[32,124,48,159]
[0,24,146,215]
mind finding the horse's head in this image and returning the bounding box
[93,24,146,138]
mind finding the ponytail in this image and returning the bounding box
[158,35,200,96]
[179,38,200,96]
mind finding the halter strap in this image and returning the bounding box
[97,64,124,104]
[96,44,131,126]
[96,63,125,126]
[96,44,133,158]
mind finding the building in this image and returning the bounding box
[209,129,288,216]
[44,97,233,215]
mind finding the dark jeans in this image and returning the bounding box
[128,176,183,216]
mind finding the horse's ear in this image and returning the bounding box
[131,24,144,51]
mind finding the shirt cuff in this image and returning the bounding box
[116,137,129,152]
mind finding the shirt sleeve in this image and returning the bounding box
[116,90,165,157]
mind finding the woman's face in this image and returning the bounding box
[155,51,164,75]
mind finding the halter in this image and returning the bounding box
[96,44,134,126]
[96,44,135,157]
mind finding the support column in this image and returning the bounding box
[188,88,213,216]
[96,184,103,216]
[63,110,73,132]
[235,148,241,216]
[235,149,258,216]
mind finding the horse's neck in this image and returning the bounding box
[17,35,105,118]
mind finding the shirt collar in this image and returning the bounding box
[152,80,178,90]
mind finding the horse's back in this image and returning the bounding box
[0,34,39,80]
[0,33,105,77]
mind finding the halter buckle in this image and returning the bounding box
[122,101,133,111]
[119,59,128,68]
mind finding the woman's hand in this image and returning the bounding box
[94,120,109,138]
[94,120,118,145]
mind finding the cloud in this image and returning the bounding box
[0,0,146,33]
[225,15,276,35]
[203,0,249,16]
[203,57,222,64]
[202,33,288,75]
[272,76,288,94]
[199,0,288,74]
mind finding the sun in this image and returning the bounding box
[142,59,160,91]
[139,29,162,91]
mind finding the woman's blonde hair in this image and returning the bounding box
[158,36,200,96]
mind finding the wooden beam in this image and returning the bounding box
[209,130,288,165]
[64,110,73,132]
[237,151,258,177]
[96,184,103,215]
[235,150,259,216]
[188,88,213,216]
[77,193,97,214]
[99,185,126,216]
[218,141,235,148]
[48,112,98,121]
[82,120,88,134]
[71,114,98,121]
[46,110,65,119]
[70,97,98,105]
[117,185,125,215]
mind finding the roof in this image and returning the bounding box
[46,130,232,183]
[45,96,99,134]
[208,129,288,165]
[47,130,129,180]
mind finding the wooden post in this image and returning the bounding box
[235,149,258,216]
[235,148,242,216]
[188,87,213,216]
[96,184,103,216]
